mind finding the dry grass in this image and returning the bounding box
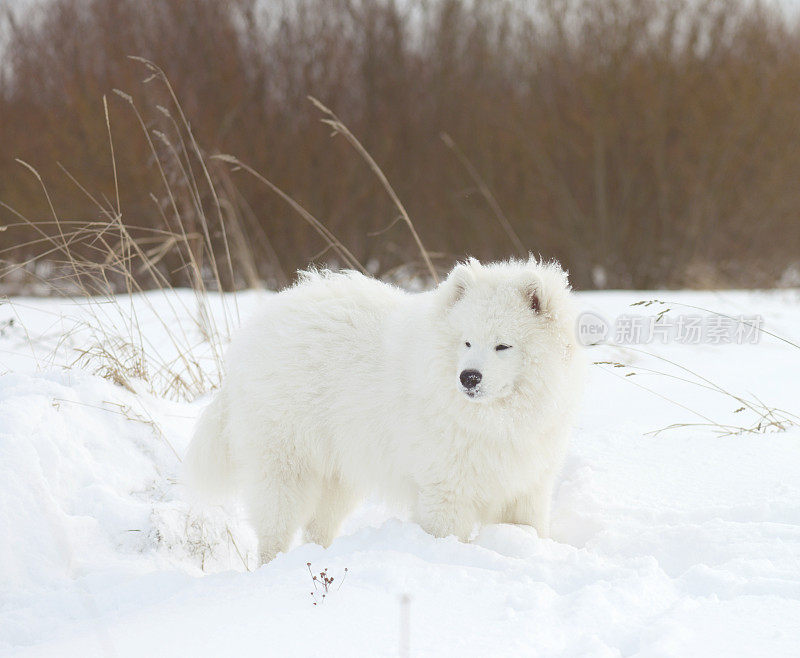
[307,562,348,605]
[0,57,440,402]
[593,298,799,436]
[595,356,797,436]
[1,82,240,398]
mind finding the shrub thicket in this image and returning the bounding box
[1,0,799,290]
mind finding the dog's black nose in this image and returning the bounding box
[460,369,482,389]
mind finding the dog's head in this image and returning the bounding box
[437,256,577,403]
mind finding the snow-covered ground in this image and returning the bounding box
[2,287,799,657]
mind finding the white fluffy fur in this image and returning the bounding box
[185,257,584,564]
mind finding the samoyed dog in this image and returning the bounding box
[185,257,584,564]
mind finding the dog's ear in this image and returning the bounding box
[439,258,479,309]
[525,281,541,313]
[519,259,571,316]
[517,270,543,313]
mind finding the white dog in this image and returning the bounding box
[185,257,584,564]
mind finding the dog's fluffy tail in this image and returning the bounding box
[183,390,236,500]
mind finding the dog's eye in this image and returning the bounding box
[465,341,471,348]
[495,344,511,351]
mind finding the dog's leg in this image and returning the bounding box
[303,475,359,548]
[501,474,555,539]
[417,485,474,541]
[243,463,316,566]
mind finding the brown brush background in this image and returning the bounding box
[2,0,800,291]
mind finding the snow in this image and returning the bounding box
[1,288,800,657]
